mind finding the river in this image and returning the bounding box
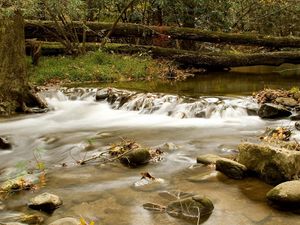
[0,65,300,225]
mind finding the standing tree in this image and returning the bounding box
[0,2,47,115]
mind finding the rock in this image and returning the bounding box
[266,180,300,209]
[290,114,300,121]
[216,158,247,180]
[119,148,151,167]
[237,143,300,184]
[295,122,300,131]
[197,154,223,165]
[166,195,214,221]
[158,142,178,151]
[28,193,62,212]
[18,214,44,224]
[275,97,298,107]
[0,176,36,192]
[293,92,300,101]
[95,88,109,101]
[258,103,292,119]
[0,213,43,225]
[0,137,12,150]
[49,217,80,225]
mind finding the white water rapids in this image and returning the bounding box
[0,88,299,225]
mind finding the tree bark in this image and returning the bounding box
[0,13,47,115]
[25,20,300,48]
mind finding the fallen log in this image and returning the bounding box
[25,20,300,48]
[28,42,300,69]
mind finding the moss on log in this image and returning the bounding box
[31,42,300,69]
[25,20,300,48]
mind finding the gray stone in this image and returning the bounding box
[120,148,151,167]
[95,88,109,101]
[238,143,300,184]
[275,97,298,107]
[28,192,62,212]
[197,154,223,165]
[216,158,247,180]
[258,103,292,119]
[267,180,300,209]
[49,217,80,225]
[166,195,214,221]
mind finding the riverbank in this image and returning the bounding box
[28,51,180,85]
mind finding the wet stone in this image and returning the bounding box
[216,158,247,180]
[267,180,300,210]
[28,192,62,213]
[0,137,12,150]
[197,154,223,165]
[119,148,151,167]
[166,195,214,222]
[258,103,292,119]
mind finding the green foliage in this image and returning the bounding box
[29,51,163,84]
[289,86,300,94]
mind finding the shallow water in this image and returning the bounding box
[1,67,300,225]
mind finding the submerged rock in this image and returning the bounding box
[49,217,80,225]
[0,137,12,150]
[216,158,247,180]
[238,143,300,184]
[28,192,62,212]
[258,103,292,119]
[197,154,223,165]
[166,195,214,221]
[119,148,151,167]
[0,212,43,225]
[266,180,300,210]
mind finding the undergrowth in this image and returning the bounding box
[28,51,166,85]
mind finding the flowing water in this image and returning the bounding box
[1,65,300,225]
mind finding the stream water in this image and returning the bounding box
[0,65,300,225]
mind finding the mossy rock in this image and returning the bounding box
[120,148,151,167]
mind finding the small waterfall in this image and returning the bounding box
[41,87,258,119]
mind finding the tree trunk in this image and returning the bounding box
[25,20,300,48]
[0,12,47,115]
[30,42,300,69]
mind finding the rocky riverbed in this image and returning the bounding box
[0,87,300,224]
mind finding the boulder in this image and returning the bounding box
[216,158,247,180]
[237,143,300,184]
[258,103,291,119]
[95,88,109,101]
[28,192,62,212]
[266,180,300,209]
[119,148,151,167]
[275,97,298,107]
[49,217,80,225]
[197,154,223,165]
[166,195,214,221]
[0,137,12,150]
